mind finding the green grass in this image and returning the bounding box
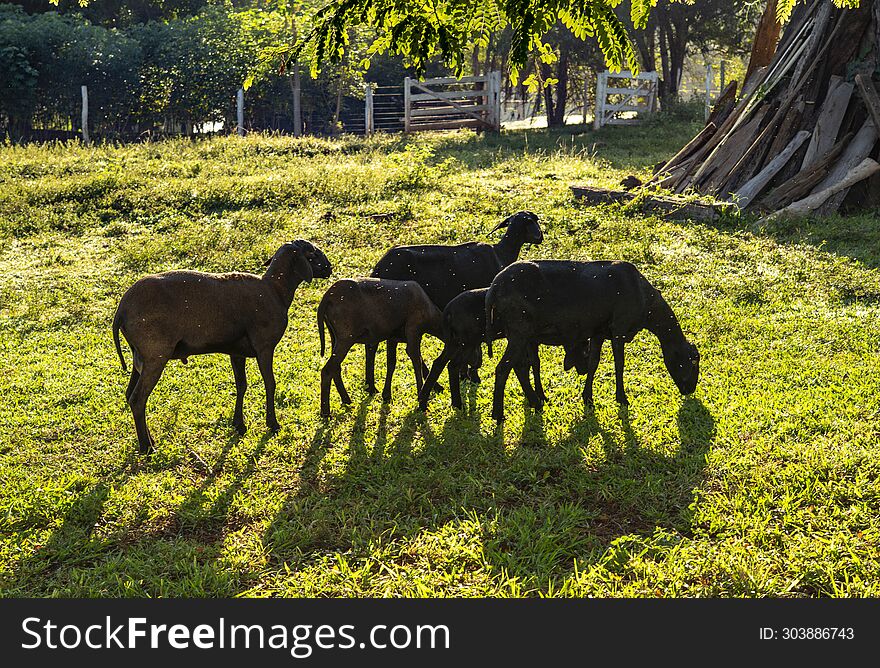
[1,117,879,597]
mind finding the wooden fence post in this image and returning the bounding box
[237,88,245,136]
[490,70,501,130]
[365,84,374,136]
[593,71,607,130]
[81,85,90,146]
[403,77,411,133]
[292,66,302,137]
[583,74,589,125]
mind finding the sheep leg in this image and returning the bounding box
[514,361,543,412]
[382,342,398,402]
[364,343,379,395]
[230,355,247,435]
[491,345,515,422]
[447,349,464,410]
[125,369,140,402]
[419,345,453,411]
[466,345,482,383]
[582,338,604,408]
[332,363,350,406]
[256,350,280,431]
[128,358,167,454]
[531,346,547,404]
[407,338,425,397]
[611,337,628,405]
[321,342,352,417]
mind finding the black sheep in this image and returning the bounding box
[417,288,549,411]
[367,210,544,391]
[486,260,699,421]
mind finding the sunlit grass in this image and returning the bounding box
[1,118,879,597]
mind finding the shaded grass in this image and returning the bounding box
[1,119,879,597]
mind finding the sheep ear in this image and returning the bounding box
[488,215,513,234]
[292,249,314,282]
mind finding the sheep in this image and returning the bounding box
[485,260,700,422]
[417,287,594,412]
[112,240,332,453]
[317,278,443,417]
[366,210,544,392]
[416,288,547,411]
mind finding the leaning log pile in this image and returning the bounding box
[648,0,880,218]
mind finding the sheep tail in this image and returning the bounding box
[112,311,127,373]
[485,286,496,359]
[317,298,329,357]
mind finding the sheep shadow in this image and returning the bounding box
[482,398,714,584]
[0,480,113,593]
[261,394,714,593]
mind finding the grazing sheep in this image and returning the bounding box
[112,240,332,453]
[366,210,544,391]
[417,288,547,411]
[317,278,443,417]
[486,260,700,421]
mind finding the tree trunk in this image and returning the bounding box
[656,4,688,107]
[746,0,782,83]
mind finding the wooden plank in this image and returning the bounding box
[789,0,833,91]
[410,81,489,124]
[800,76,853,170]
[761,158,880,221]
[694,104,770,192]
[411,75,488,86]
[649,123,716,184]
[409,104,491,118]
[606,118,644,126]
[813,119,878,192]
[604,83,652,117]
[604,70,659,81]
[759,132,852,210]
[605,86,656,95]
[813,118,878,215]
[570,185,734,221]
[601,104,650,113]
[706,81,738,127]
[407,119,486,131]
[855,74,880,141]
[409,90,486,101]
[689,6,833,189]
[731,130,811,208]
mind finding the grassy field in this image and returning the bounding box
[1,116,879,597]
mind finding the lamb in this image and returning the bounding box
[317,278,443,417]
[366,210,544,392]
[485,260,700,422]
[112,240,332,453]
[417,288,547,411]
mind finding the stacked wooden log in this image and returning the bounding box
[647,0,880,219]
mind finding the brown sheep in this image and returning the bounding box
[317,278,443,417]
[112,240,332,453]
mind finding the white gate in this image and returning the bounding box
[403,73,502,133]
[593,70,659,129]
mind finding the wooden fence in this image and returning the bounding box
[593,70,658,129]
[400,73,502,133]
